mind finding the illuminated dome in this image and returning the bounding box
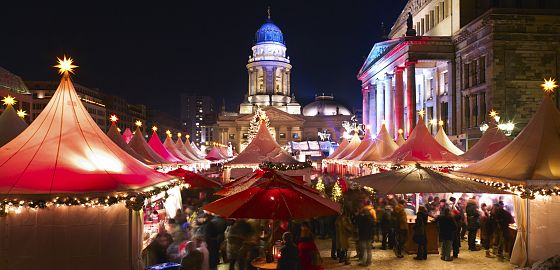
[302,94,352,116]
[255,19,284,44]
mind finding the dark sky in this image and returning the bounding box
[2,1,405,116]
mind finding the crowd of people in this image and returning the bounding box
[144,192,515,270]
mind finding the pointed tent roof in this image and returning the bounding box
[176,137,202,161]
[122,128,133,144]
[383,117,463,164]
[106,122,154,165]
[327,138,349,159]
[206,146,227,161]
[163,136,192,163]
[228,120,297,165]
[330,133,361,159]
[148,131,183,162]
[356,123,399,161]
[461,124,510,161]
[434,125,464,155]
[128,127,170,164]
[343,128,374,160]
[0,103,28,147]
[396,133,406,146]
[459,96,560,185]
[191,141,205,157]
[0,72,172,196]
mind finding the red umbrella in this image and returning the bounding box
[203,178,341,219]
[216,168,310,196]
[167,168,222,189]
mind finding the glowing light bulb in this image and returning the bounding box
[165,130,172,137]
[135,120,142,127]
[418,109,425,118]
[398,129,404,134]
[109,114,118,123]
[152,126,158,132]
[54,55,78,74]
[438,120,444,126]
[177,132,182,137]
[429,119,437,126]
[16,109,27,118]
[541,78,558,94]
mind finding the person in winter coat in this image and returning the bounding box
[466,198,481,251]
[494,203,514,261]
[436,207,457,261]
[335,213,353,265]
[277,232,300,270]
[393,200,408,258]
[379,205,394,250]
[180,241,204,270]
[356,208,376,267]
[413,206,428,260]
[226,219,253,270]
[298,222,324,270]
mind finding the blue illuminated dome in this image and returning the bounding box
[255,19,284,44]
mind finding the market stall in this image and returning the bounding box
[457,87,560,267]
[0,58,177,270]
[461,122,510,161]
[107,117,156,165]
[148,128,184,163]
[434,121,464,155]
[129,123,171,165]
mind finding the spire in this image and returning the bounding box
[221,97,226,112]
[267,6,271,20]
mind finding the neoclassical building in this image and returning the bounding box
[218,14,353,152]
[359,0,560,147]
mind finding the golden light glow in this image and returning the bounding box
[429,119,437,126]
[16,109,27,118]
[109,114,118,123]
[177,133,182,137]
[381,119,386,125]
[186,134,190,139]
[54,55,78,74]
[135,120,142,127]
[489,110,498,118]
[152,126,158,132]
[2,95,16,106]
[438,120,444,126]
[541,78,558,94]
[398,129,404,134]
[418,109,425,118]
[165,130,172,137]
[117,127,122,132]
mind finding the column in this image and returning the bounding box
[468,95,475,128]
[362,87,370,127]
[255,67,260,94]
[282,69,287,95]
[406,61,417,135]
[287,70,291,96]
[447,60,456,134]
[272,67,277,94]
[369,83,377,132]
[384,74,394,136]
[376,81,384,134]
[394,67,405,138]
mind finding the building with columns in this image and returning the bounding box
[218,14,353,152]
[359,0,560,147]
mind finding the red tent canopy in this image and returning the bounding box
[148,131,183,163]
[0,73,173,196]
[163,136,192,162]
[176,137,201,161]
[128,127,170,164]
[167,168,221,189]
[203,169,340,219]
[206,146,227,161]
[122,128,133,144]
[106,122,154,165]
[216,168,308,196]
[383,117,463,164]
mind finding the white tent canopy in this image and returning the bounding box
[461,123,510,161]
[355,123,398,161]
[434,125,464,155]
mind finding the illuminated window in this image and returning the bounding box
[292,133,299,139]
[229,134,235,140]
[279,133,286,139]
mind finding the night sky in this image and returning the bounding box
[2,1,405,116]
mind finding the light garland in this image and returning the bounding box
[332,181,343,202]
[315,178,325,193]
[0,178,188,217]
[466,177,560,199]
[259,161,312,171]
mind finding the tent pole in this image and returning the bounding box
[129,208,133,270]
[526,198,529,266]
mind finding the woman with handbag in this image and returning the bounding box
[297,222,324,270]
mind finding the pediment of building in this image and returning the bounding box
[235,107,304,123]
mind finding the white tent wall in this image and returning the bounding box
[511,196,560,266]
[0,203,142,270]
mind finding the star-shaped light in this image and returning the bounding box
[152,126,158,132]
[418,109,425,118]
[429,119,437,126]
[165,130,172,137]
[541,78,558,94]
[135,120,142,127]
[16,109,27,118]
[438,120,444,126]
[109,114,118,123]
[177,132,182,137]
[2,95,16,106]
[489,110,498,118]
[398,129,404,134]
[186,134,190,139]
[54,55,78,74]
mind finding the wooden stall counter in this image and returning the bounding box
[404,216,439,255]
